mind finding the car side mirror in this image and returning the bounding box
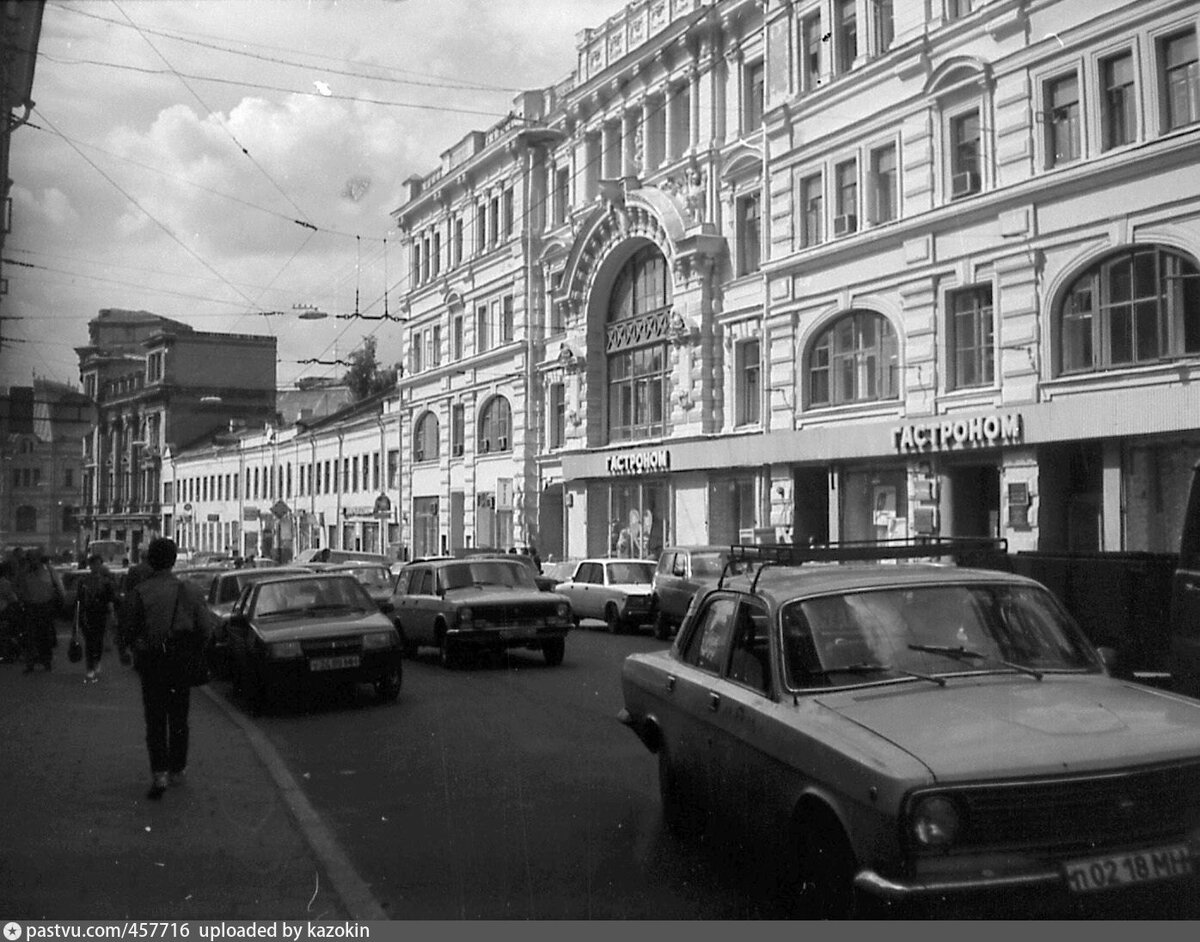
[1096,646,1117,669]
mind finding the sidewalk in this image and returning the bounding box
[1,623,351,920]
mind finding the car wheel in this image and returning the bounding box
[604,604,622,634]
[438,632,459,669]
[375,664,402,703]
[658,747,703,837]
[792,815,863,919]
[542,638,565,666]
[653,612,672,641]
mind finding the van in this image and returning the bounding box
[651,546,730,640]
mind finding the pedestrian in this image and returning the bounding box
[0,558,25,662]
[125,537,214,800]
[119,556,154,666]
[77,554,118,683]
[16,548,64,673]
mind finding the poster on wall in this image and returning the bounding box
[872,485,897,527]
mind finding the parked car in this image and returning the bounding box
[651,545,731,640]
[554,558,657,633]
[293,548,391,567]
[206,566,310,676]
[174,566,223,600]
[310,563,396,611]
[458,548,557,591]
[620,540,1200,917]
[389,556,572,667]
[224,572,402,712]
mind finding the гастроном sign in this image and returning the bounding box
[606,449,671,475]
[892,414,1022,452]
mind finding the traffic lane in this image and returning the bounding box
[239,629,787,918]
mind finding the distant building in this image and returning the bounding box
[75,309,277,562]
[277,377,354,427]
[0,379,93,559]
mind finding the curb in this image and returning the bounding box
[200,684,389,921]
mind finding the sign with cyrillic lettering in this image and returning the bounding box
[892,414,1022,453]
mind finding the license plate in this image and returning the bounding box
[1064,844,1192,892]
[308,654,361,671]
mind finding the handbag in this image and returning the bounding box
[67,603,83,663]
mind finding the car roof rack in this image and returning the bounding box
[719,537,1009,593]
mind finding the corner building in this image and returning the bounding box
[394,0,1200,560]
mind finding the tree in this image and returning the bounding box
[343,337,397,401]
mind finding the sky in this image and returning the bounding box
[1,0,618,391]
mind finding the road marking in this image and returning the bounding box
[201,685,388,920]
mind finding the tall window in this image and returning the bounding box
[801,12,822,92]
[671,83,691,158]
[1044,72,1081,167]
[489,195,500,245]
[870,0,894,54]
[736,339,762,426]
[834,159,858,235]
[835,0,857,75]
[950,109,982,198]
[736,191,762,275]
[387,449,399,488]
[949,285,995,389]
[549,383,566,449]
[869,143,897,224]
[476,203,487,253]
[478,397,511,454]
[453,314,464,360]
[798,172,823,248]
[503,188,514,237]
[476,304,491,353]
[1101,52,1136,151]
[607,246,671,443]
[431,324,442,367]
[1058,246,1200,374]
[1161,30,1199,131]
[414,412,439,462]
[554,167,570,225]
[501,296,514,344]
[453,217,463,266]
[451,403,465,457]
[807,311,899,407]
[744,61,765,132]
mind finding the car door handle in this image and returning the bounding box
[665,674,676,693]
[708,691,721,712]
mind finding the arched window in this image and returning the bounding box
[15,505,37,532]
[607,245,672,442]
[806,310,899,407]
[413,411,439,462]
[1058,246,1200,374]
[478,397,511,454]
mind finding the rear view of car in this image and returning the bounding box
[652,546,730,640]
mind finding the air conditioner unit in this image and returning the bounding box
[833,214,857,236]
[452,443,464,457]
[951,171,980,198]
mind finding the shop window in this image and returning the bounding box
[949,285,995,389]
[1057,246,1200,374]
[1043,72,1081,167]
[414,411,439,463]
[736,191,762,275]
[478,396,511,454]
[736,339,761,427]
[1160,28,1199,132]
[1101,51,1137,150]
[806,310,899,407]
[607,245,671,444]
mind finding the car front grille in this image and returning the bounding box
[300,637,363,657]
[922,762,1200,856]
[472,603,563,628]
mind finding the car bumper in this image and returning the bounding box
[446,624,570,649]
[260,648,401,688]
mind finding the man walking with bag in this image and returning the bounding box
[125,538,214,800]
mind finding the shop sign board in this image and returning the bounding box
[606,448,671,475]
[892,413,1022,453]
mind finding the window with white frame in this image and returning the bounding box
[870,0,894,55]
[800,11,822,93]
[797,171,824,248]
[946,0,974,18]
[1160,28,1199,132]
[453,313,464,360]
[1100,51,1137,151]
[835,0,857,76]
[735,339,762,427]
[414,411,439,462]
[806,310,899,407]
[1043,72,1081,167]
[410,329,423,374]
[431,324,442,367]
[501,296,514,344]
[949,108,982,198]
[869,142,898,224]
[478,396,511,454]
[744,60,765,132]
[834,159,858,236]
[948,285,995,389]
[736,190,762,276]
[476,304,491,353]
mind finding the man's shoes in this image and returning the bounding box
[147,773,168,800]
[168,769,187,787]
[84,669,97,683]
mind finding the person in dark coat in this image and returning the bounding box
[17,548,64,673]
[125,538,214,799]
[118,558,154,666]
[77,554,118,683]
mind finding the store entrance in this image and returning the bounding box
[1039,442,1102,552]
[792,467,829,546]
[944,465,1001,539]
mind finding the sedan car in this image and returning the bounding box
[224,572,402,711]
[206,566,310,676]
[619,541,1200,918]
[305,563,395,611]
[389,556,572,667]
[554,558,657,633]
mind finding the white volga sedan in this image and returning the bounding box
[554,558,657,633]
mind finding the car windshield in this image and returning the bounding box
[439,560,536,590]
[780,583,1100,688]
[608,562,656,584]
[254,577,371,616]
[691,553,729,576]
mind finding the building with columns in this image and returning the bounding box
[392,0,1200,560]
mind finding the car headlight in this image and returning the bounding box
[268,641,302,659]
[361,631,396,650]
[910,795,961,849]
[458,607,473,627]
[556,602,570,619]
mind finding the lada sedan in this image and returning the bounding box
[619,542,1200,917]
[555,558,657,633]
[206,565,309,676]
[225,572,401,712]
[389,556,572,667]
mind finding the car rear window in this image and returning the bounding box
[691,553,728,576]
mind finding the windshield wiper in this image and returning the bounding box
[907,643,1043,681]
[827,661,946,688]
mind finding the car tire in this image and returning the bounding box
[792,816,863,919]
[653,612,672,641]
[438,632,459,669]
[375,665,402,703]
[604,604,622,635]
[658,748,703,838]
[542,638,565,666]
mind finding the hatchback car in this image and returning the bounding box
[554,558,657,633]
[389,556,572,667]
[651,546,731,640]
[225,572,402,711]
[620,541,1200,918]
